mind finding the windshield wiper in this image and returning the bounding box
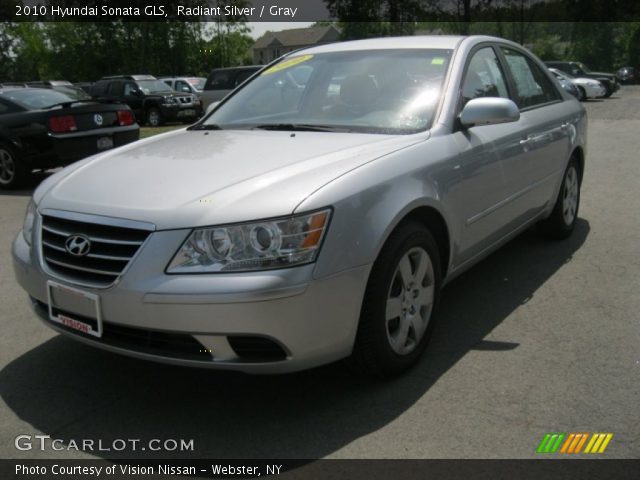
[45,99,96,109]
[251,123,350,132]
[187,123,224,131]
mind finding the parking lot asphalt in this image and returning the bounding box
[0,89,638,460]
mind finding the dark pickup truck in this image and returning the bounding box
[91,75,203,126]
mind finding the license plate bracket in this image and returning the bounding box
[47,281,103,338]
[97,136,114,150]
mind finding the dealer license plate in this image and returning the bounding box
[47,281,103,338]
[177,109,196,117]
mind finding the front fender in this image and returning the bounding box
[296,139,457,281]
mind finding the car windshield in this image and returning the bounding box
[2,89,77,109]
[188,77,206,90]
[136,80,173,94]
[203,49,453,134]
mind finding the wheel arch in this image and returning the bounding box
[571,145,585,183]
[377,204,452,280]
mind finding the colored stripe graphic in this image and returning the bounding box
[584,433,613,454]
[561,433,589,454]
[537,433,565,453]
[538,433,613,454]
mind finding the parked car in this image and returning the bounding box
[0,86,139,189]
[26,81,93,101]
[548,68,606,100]
[616,66,638,85]
[159,77,206,95]
[13,35,586,377]
[544,61,619,97]
[200,66,262,109]
[91,75,203,126]
[549,70,581,100]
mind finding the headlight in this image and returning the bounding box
[167,209,331,273]
[22,200,36,246]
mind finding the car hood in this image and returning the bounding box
[35,128,424,229]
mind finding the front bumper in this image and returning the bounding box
[12,222,370,373]
[586,84,607,98]
[159,104,203,121]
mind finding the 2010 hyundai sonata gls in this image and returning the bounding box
[12,36,586,377]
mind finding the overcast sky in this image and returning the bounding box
[248,22,315,39]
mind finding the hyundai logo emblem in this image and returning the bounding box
[65,235,91,257]
[93,114,103,126]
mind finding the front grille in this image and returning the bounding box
[41,214,151,287]
[178,96,193,104]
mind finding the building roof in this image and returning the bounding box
[253,25,339,49]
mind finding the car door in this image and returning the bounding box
[497,46,572,228]
[122,81,143,119]
[449,45,527,267]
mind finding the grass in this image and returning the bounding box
[139,124,184,139]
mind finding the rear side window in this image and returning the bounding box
[91,81,108,96]
[106,81,123,97]
[205,71,233,90]
[501,48,560,109]
[233,69,258,86]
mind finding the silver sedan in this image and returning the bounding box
[12,35,586,377]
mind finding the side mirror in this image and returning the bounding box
[205,101,220,115]
[459,97,520,128]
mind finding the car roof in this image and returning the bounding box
[27,80,73,86]
[100,75,157,81]
[0,86,58,96]
[298,35,467,55]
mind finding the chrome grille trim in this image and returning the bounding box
[42,224,145,246]
[39,210,155,288]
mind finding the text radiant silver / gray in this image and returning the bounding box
[12,35,586,377]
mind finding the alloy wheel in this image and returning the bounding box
[562,165,579,225]
[0,148,16,186]
[385,247,435,355]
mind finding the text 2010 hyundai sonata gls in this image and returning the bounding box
[12,36,586,377]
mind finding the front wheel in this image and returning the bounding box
[146,108,163,127]
[539,158,581,239]
[350,221,442,378]
[577,86,586,101]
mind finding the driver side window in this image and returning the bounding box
[461,47,509,107]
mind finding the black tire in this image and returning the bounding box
[0,142,29,190]
[146,107,163,127]
[577,86,586,101]
[349,221,442,378]
[539,158,581,240]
